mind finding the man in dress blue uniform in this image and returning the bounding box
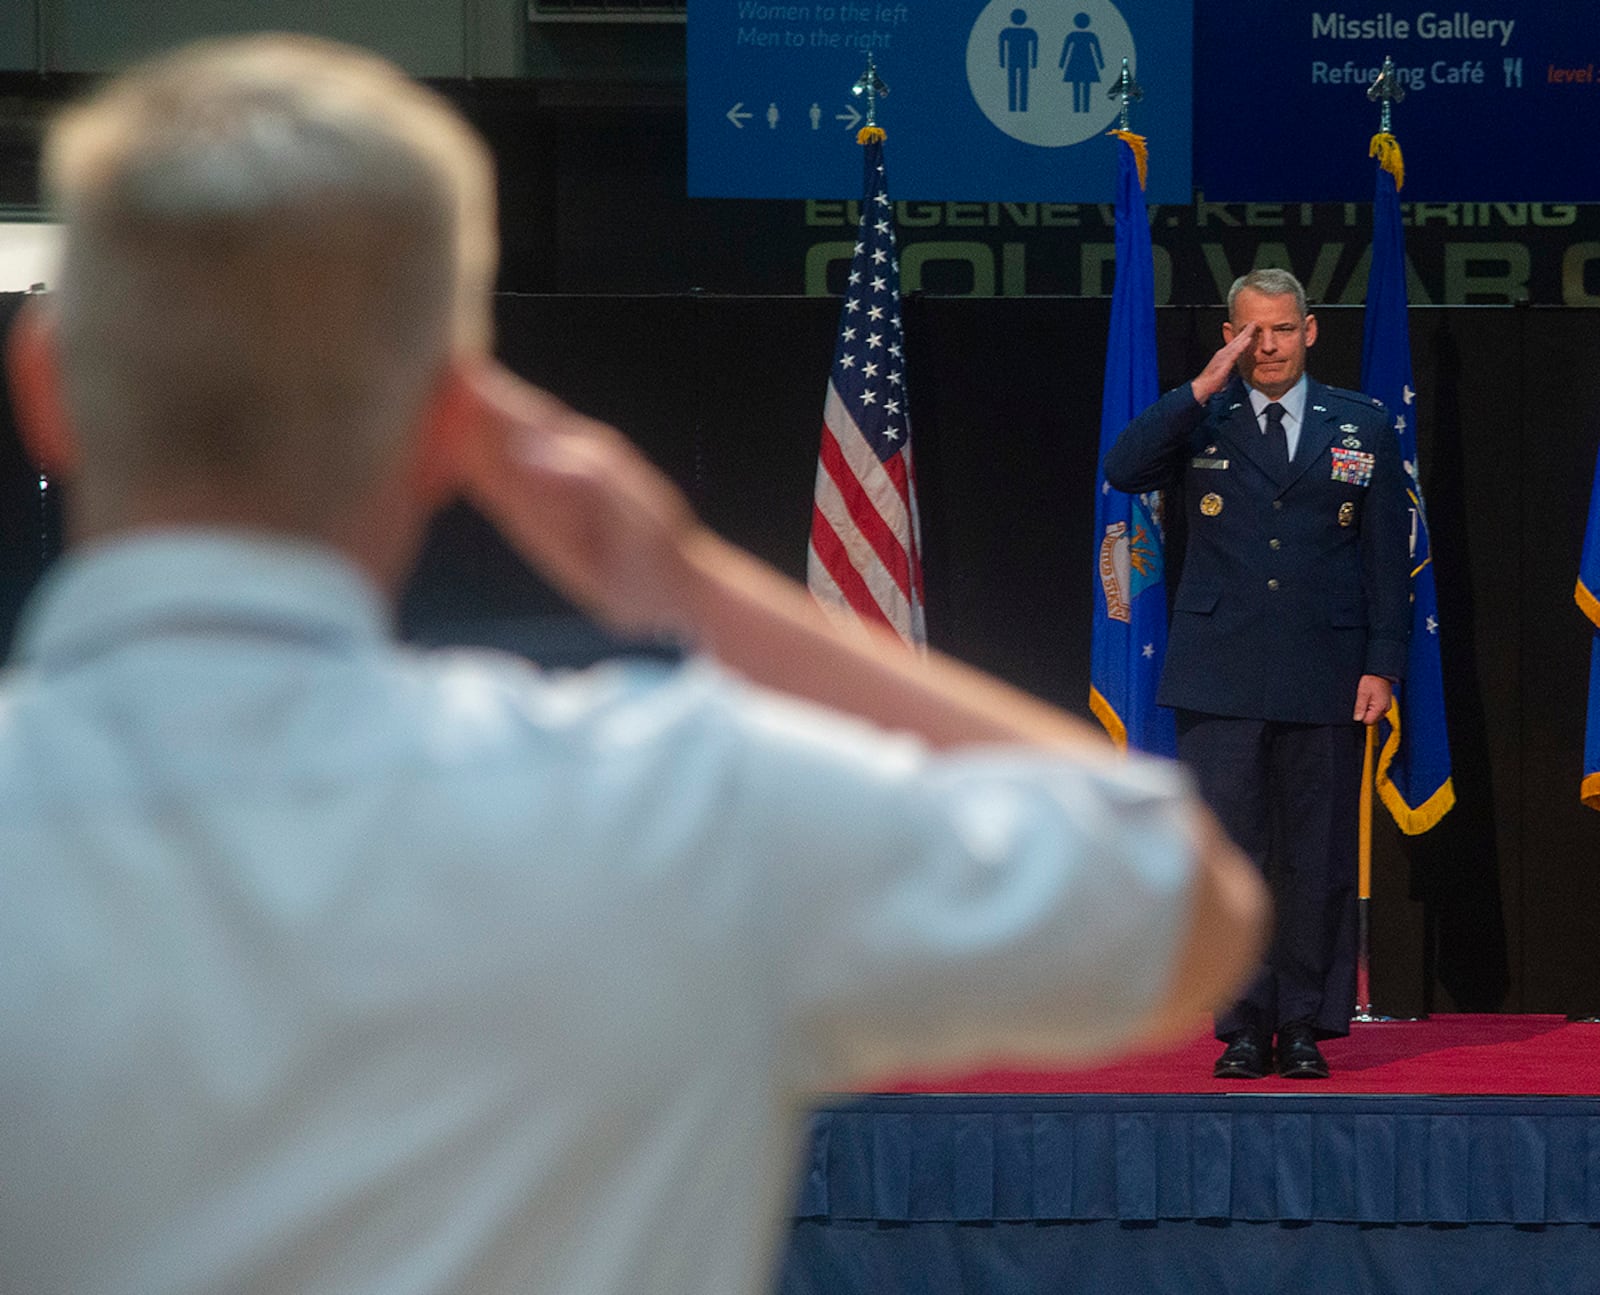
[1105,269,1411,1079]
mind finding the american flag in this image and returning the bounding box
[806,133,926,647]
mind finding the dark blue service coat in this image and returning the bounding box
[1104,377,1411,725]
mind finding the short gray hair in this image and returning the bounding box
[44,35,498,528]
[1226,268,1307,320]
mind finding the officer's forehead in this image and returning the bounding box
[1231,289,1304,323]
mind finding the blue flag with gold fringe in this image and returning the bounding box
[1361,133,1455,832]
[1089,132,1174,756]
[1579,444,1600,811]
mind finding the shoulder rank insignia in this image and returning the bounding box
[1200,492,1223,516]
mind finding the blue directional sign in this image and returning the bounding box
[1195,2,1600,200]
[687,0,1193,202]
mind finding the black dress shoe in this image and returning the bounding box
[1213,1030,1270,1079]
[1276,1021,1330,1079]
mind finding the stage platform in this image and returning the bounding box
[777,1017,1600,1294]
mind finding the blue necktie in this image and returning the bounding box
[1264,401,1290,479]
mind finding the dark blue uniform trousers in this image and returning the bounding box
[1176,711,1364,1040]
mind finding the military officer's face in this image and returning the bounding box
[1223,288,1318,400]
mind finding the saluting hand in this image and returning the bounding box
[1189,322,1257,405]
[463,362,704,638]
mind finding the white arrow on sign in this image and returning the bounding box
[727,102,753,128]
[836,104,861,130]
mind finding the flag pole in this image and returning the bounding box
[806,56,926,648]
[1352,727,1387,1019]
[1352,54,1423,1024]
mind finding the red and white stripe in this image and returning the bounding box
[807,382,925,646]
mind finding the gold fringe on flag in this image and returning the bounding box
[1106,129,1149,191]
[1374,696,1458,834]
[857,125,886,145]
[1088,686,1129,753]
[1578,576,1600,630]
[1370,131,1405,190]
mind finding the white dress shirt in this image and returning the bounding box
[0,532,1198,1295]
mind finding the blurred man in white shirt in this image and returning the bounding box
[0,35,1265,1295]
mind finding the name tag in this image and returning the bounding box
[1330,446,1375,486]
[1190,457,1230,470]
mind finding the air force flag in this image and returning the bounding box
[1362,136,1455,833]
[1089,133,1175,757]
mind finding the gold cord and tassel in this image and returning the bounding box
[1369,131,1405,190]
[1106,129,1149,191]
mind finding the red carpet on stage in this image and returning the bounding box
[884,1014,1600,1096]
